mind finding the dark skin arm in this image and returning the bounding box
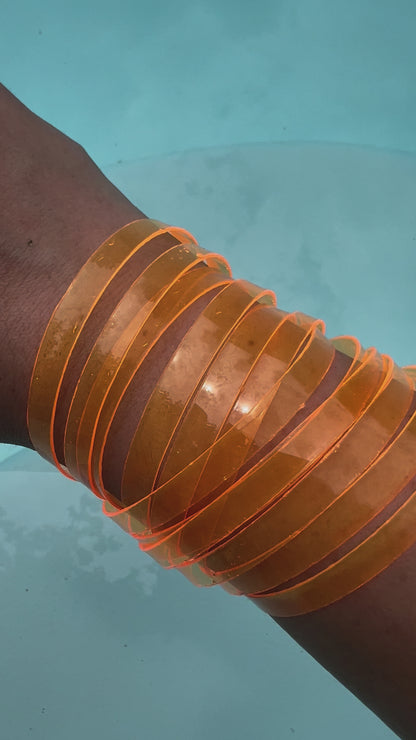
[1,82,415,739]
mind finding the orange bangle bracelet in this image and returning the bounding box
[99,331,371,545]
[217,312,325,434]
[138,343,385,565]
[146,316,335,534]
[83,266,233,500]
[109,334,363,551]
[121,320,334,538]
[225,335,359,466]
[151,303,298,488]
[70,264,232,497]
[101,368,291,535]
[198,358,414,590]
[249,450,416,617]
[118,278,276,515]
[64,243,231,492]
[228,398,416,601]
[182,334,366,525]
[184,336,360,529]
[27,218,200,475]
[99,317,338,537]
[185,367,416,613]
[27,217,416,617]
[86,278,275,506]
[153,311,333,524]
[168,346,384,585]
[103,320,416,616]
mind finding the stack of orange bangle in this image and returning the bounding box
[27,218,416,617]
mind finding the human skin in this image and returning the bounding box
[1,82,416,739]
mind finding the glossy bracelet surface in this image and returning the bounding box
[28,219,201,474]
[27,217,416,617]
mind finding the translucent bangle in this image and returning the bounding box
[64,242,231,492]
[249,432,416,617]
[105,335,362,552]
[121,318,334,537]
[27,218,200,475]
[106,336,360,549]
[156,312,330,499]
[152,303,295,489]
[99,309,319,528]
[138,343,386,570]
[118,278,276,516]
[147,315,334,533]
[199,358,414,591]
[28,217,416,617]
[102,362,292,535]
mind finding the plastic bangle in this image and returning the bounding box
[118,278,276,514]
[27,217,416,618]
[156,312,330,499]
[152,303,296,488]
[27,218,200,475]
[103,320,416,615]
[101,365,291,535]
[142,337,363,541]
[199,358,414,590]
[64,242,231,492]
[104,335,361,549]
[248,454,416,617]
[121,319,334,537]
[98,311,322,530]
[147,316,335,533]
[84,266,233,502]
[138,343,386,569]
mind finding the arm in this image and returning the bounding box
[273,510,416,739]
[0,80,147,448]
[1,82,415,739]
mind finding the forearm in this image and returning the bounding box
[7,206,416,737]
[0,148,147,448]
[2,80,416,736]
[273,504,416,740]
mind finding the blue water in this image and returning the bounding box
[1,2,415,738]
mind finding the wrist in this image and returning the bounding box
[0,186,146,448]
